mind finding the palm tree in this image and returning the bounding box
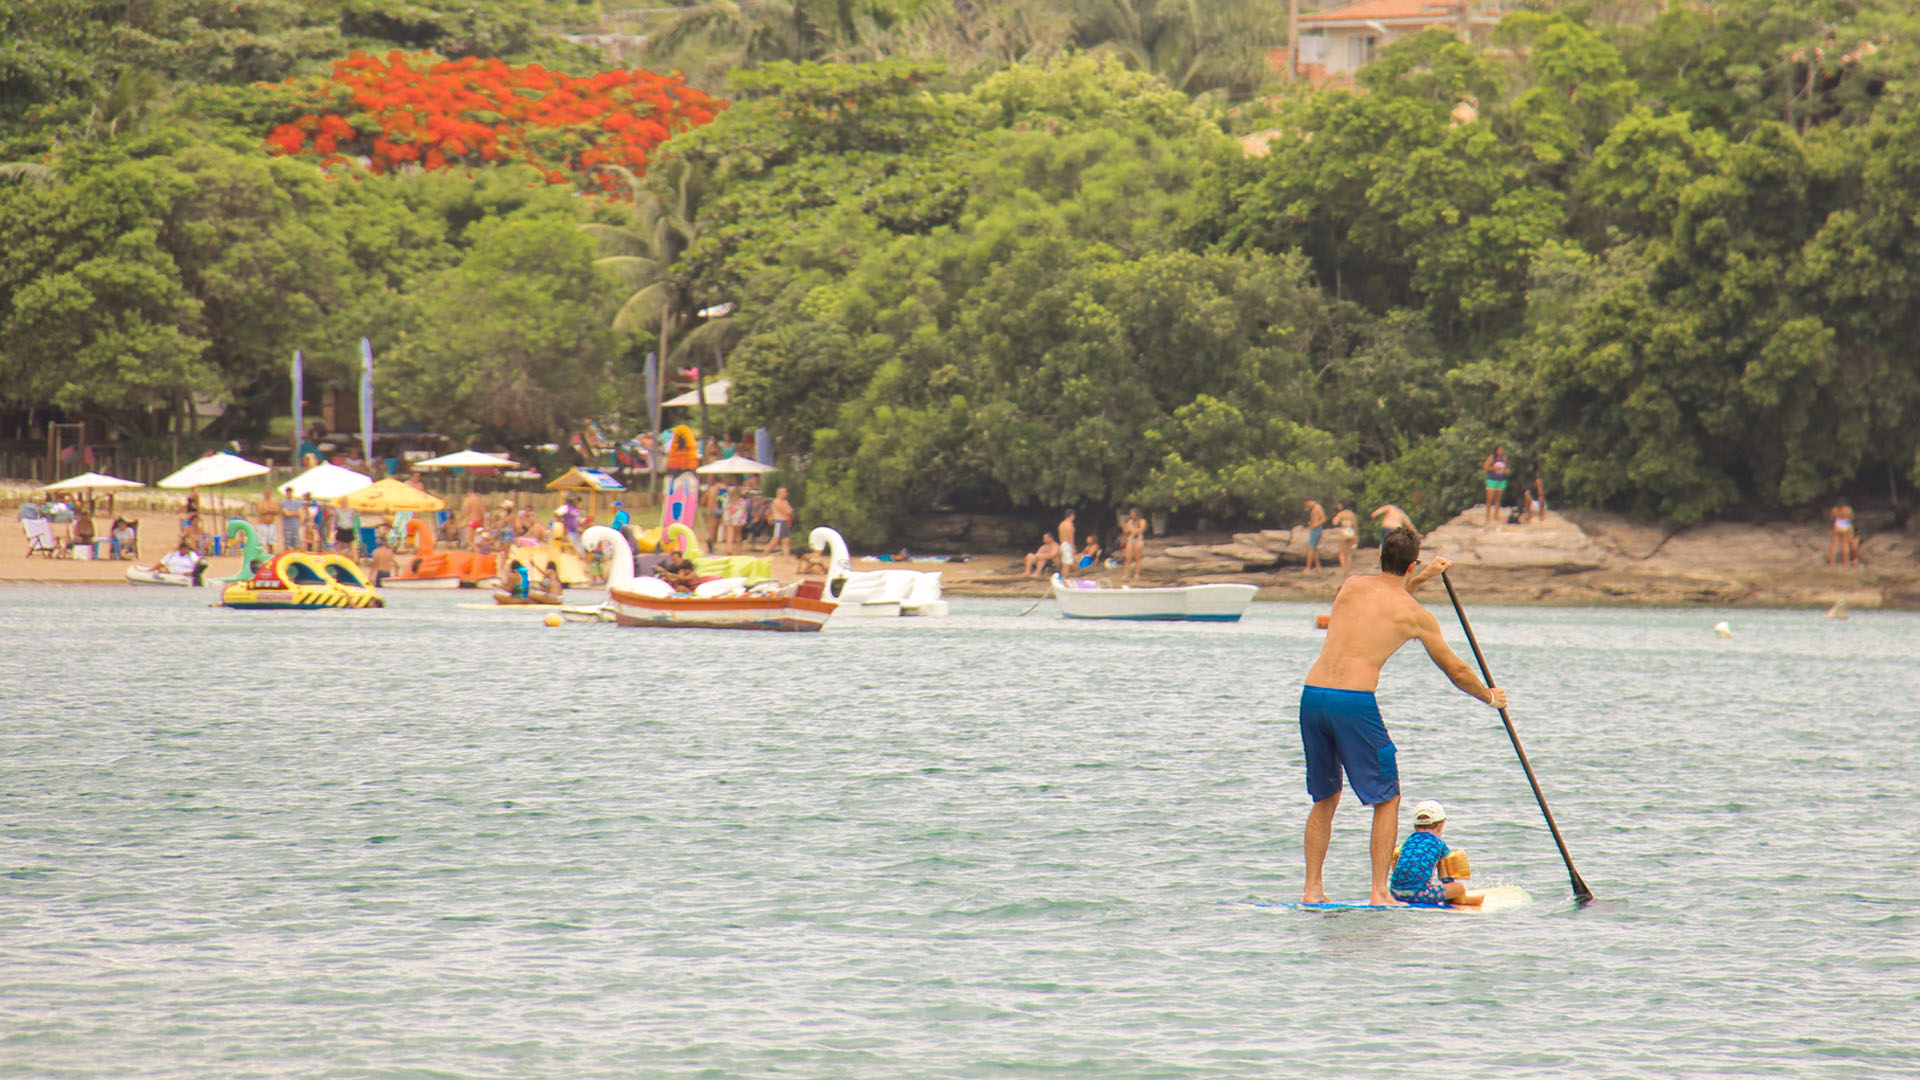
[643,0,940,83]
[1068,0,1281,99]
[582,160,735,441]
[850,0,1073,70]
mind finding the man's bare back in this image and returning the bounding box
[1308,569,1483,694]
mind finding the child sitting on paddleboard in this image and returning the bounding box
[1390,800,1482,907]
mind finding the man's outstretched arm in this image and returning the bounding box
[1403,555,1449,594]
[1412,608,1506,709]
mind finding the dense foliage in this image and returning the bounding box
[5,0,1920,542]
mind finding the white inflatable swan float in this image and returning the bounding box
[808,526,948,617]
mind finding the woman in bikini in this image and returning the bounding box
[1481,445,1509,525]
[1121,508,1147,581]
[1829,500,1859,567]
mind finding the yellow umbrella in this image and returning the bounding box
[337,477,446,514]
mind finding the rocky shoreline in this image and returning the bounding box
[941,508,1920,610]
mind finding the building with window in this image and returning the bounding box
[1291,0,1501,83]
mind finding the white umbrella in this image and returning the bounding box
[157,453,270,489]
[413,450,519,470]
[696,456,776,475]
[278,463,373,500]
[36,472,144,493]
[662,379,730,407]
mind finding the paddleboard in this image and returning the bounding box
[1231,886,1532,913]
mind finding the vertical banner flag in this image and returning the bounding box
[291,350,304,464]
[644,351,659,436]
[358,337,375,466]
[755,427,773,466]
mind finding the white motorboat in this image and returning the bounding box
[1049,574,1257,621]
[809,527,950,617]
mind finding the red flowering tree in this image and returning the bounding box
[265,52,724,189]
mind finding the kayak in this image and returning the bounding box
[126,566,201,587]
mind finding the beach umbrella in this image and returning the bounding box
[36,472,144,493]
[413,450,519,470]
[695,456,776,475]
[278,463,373,501]
[158,453,270,489]
[338,477,446,513]
[662,379,730,407]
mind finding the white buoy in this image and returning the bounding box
[1713,620,1732,638]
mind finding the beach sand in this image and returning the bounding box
[6,506,1915,609]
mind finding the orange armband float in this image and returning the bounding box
[1439,850,1471,880]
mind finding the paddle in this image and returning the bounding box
[1440,571,1595,905]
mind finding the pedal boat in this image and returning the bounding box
[219,551,385,609]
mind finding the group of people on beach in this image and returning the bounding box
[1022,508,1150,582]
[698,479,796,558]
[15,494,137,561]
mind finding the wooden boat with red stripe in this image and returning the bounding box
[608,580,835,632]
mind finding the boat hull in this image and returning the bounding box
[1050,575,1256,621]
[610,588,834,631]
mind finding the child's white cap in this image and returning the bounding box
[1412,800,1447,826]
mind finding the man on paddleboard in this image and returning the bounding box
[1299,528,1505,905]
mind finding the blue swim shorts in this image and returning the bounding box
[1392,881,1449,906]
[1298,685,1399,805]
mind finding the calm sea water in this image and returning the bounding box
[1,585,1914,1078]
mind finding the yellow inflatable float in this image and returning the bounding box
[627,520,703,555]
[220,551,385,609]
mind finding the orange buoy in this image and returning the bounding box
[1314,614,1331,629]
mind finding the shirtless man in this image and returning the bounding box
[1121,508,1147,581]
[1057,510,1077,580]
[763,487,795,557]
[368,541,398,586]
[1297,528,1506,905]
[1303,499,1327,572]
[1023,532,1060,578]
[1369,503,1419,545]
[1330,502,1359,572]
[1829,499,1859,567]
[459,490,486,548]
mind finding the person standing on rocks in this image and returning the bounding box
[1829,499,1860,567]
[1057,509,1078,580]
[1331,502,1358,572]
[1297,528,1505,905]
[1369,504,1419,545]
[1481,446,1509,524]
[1303,499,1327,573]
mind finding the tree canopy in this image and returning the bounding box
[4,0,1919,538]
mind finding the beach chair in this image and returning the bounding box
[23,518,59,557]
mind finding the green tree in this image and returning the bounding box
[382,214,624,444]
[0,160,213,439]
